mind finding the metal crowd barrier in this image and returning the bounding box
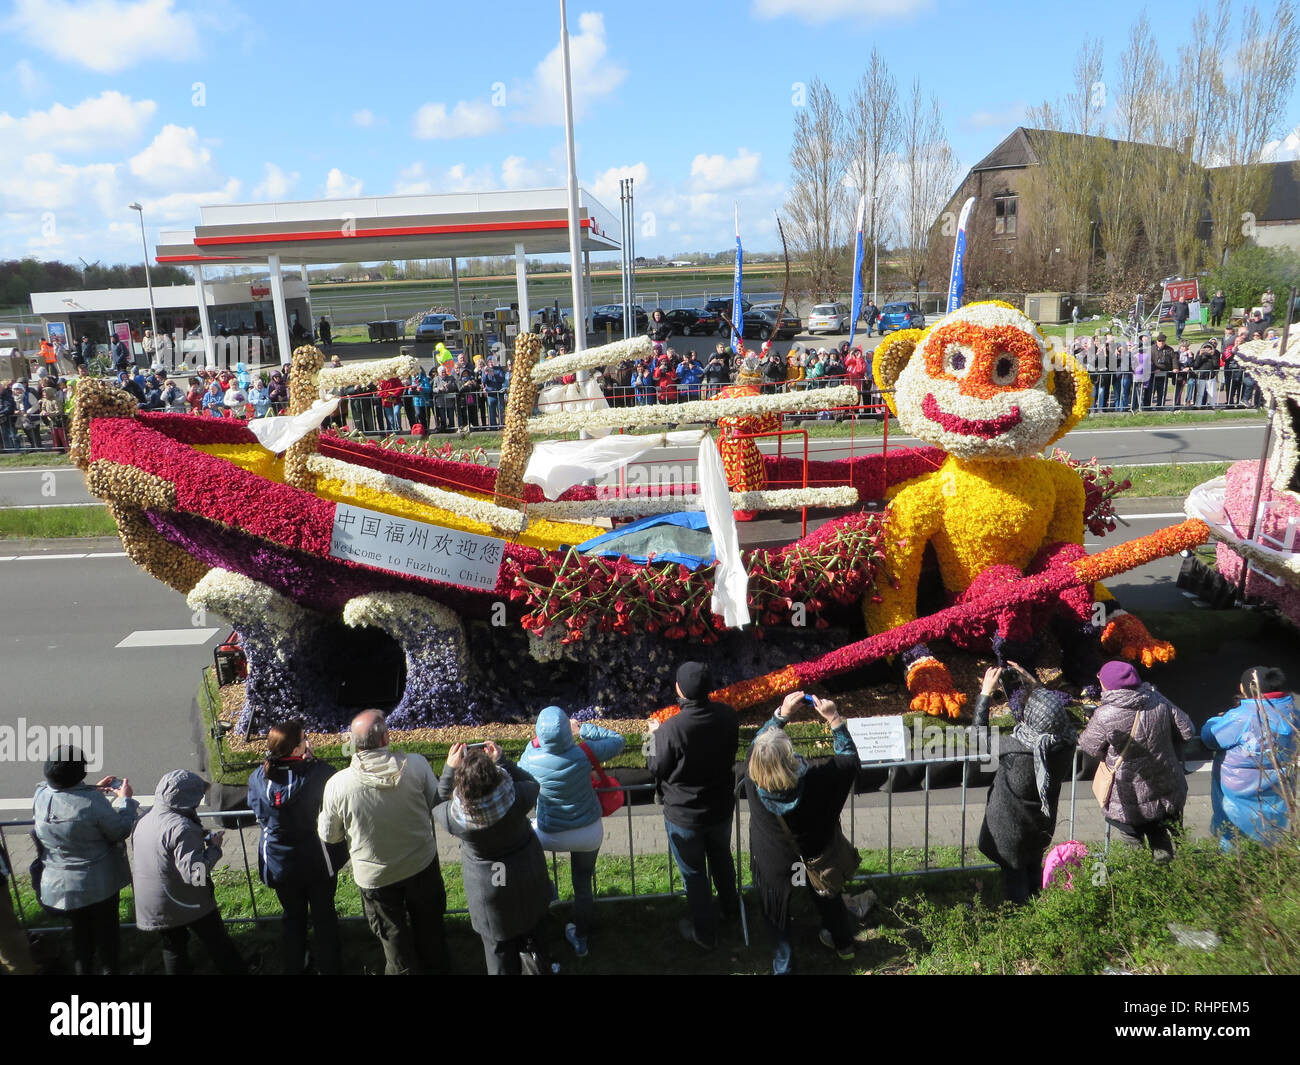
[1,749,1041,952]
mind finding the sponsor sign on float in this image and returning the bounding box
[329,502,505,590]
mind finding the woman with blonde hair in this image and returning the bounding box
[745,692,860,974]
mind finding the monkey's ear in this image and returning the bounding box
[872,328,927,416]
[1045,349,1093,446]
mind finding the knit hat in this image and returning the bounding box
[676,661,712,703]
[44,745,87,789]
[1098,660,1140,690]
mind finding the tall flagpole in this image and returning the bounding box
[560,0,586,353]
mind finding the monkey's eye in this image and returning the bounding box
[943,344,972,378]
[991,353,1020,386]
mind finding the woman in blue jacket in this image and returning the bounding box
[519,706,625,957]
[247,720,348,973]
[1202,666,1299,849]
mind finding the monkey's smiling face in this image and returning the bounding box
[894,320,1065,460]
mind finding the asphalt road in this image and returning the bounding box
[0,543,215,804]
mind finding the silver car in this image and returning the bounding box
[807,302,849,335]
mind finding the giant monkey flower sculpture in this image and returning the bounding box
[867,301,1173,718]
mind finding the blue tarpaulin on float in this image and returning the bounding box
[576,511,715,569]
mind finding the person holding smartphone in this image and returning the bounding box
[435,741,553,975]
[975,665,1077,904]
[744,691,861,974]
[32,747,138,975]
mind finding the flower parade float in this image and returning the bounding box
[72,308,1205,748]
[1185,336,1300,625]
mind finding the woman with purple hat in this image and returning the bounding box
[1078,661,1195,862]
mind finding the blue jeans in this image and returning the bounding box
[664,816,737,945]
[764,890,853,975]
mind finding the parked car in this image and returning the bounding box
[704,296,753,321]
[415,313,460,342]
[807,302,850,335]
[592,305,648,332]
[738,308,801,341]
[664,308,722,336]
[876,302,927,335]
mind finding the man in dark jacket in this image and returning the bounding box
[1209,290,1227,328]
[1170,298,1190,340]
[646,662,740,948]
[112,336,131,372]
[1149,333,1174,407]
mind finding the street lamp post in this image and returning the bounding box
[128,202,159,367]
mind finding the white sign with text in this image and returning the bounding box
[329,502,505,590]
[846,715,907,763]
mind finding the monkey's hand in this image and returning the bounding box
[1100,610,1175,668]
[905,656,967,719]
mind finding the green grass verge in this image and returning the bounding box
[893,835,1300,975]
[20,834,1296,974]
[1110,461,1229,498]
[0,452,74,468]
[12,844,988,975]
[0,505,117,539]
[1080,408,1266,429]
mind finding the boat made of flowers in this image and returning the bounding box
[72,328,1205,737]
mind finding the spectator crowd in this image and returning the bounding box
[3,658,1294,977]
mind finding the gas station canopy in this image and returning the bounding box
[156,187,620,265]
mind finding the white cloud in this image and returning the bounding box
[590,162,650,207]
[690,148,762,191]
[412,100,503,140]
[752,0,930,23]
[323,167,364,198]
[253,162,299,200]
[127,125,216,189]
[515,11,625,124]
[352,108,377,128]
[0,92,156,159]
[134,177,242,224]
[966,103,1027,130]
[13,59,44,96]
[501,154,549,189]
[5,0,199,73]
[1262,125,1300,162]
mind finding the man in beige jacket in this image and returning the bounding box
[318,710,448,974]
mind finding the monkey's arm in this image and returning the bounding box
[1043,458,1173,665]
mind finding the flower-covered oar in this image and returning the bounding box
[648,519,1210,721]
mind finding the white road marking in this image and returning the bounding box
[86,551,126,557]
[115,628,220,648]
[1114,512,1185,520]
[13,553,86,560]
[0,468,76,476]
[0,551,126,562]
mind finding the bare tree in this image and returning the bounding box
[1095,15,1162,283]
[898,80,960,301]
[845,50,900,303]
[785,77,850,299]
[1210,0,1300,265]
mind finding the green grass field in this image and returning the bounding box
[0,505,116,539]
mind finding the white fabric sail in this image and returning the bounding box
[698,435,750,628]
[246,398,340,454]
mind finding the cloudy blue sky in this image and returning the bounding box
[2,0,1298,268]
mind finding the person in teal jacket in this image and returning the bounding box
[1201,666,1299,848]
[518,705,625,957]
